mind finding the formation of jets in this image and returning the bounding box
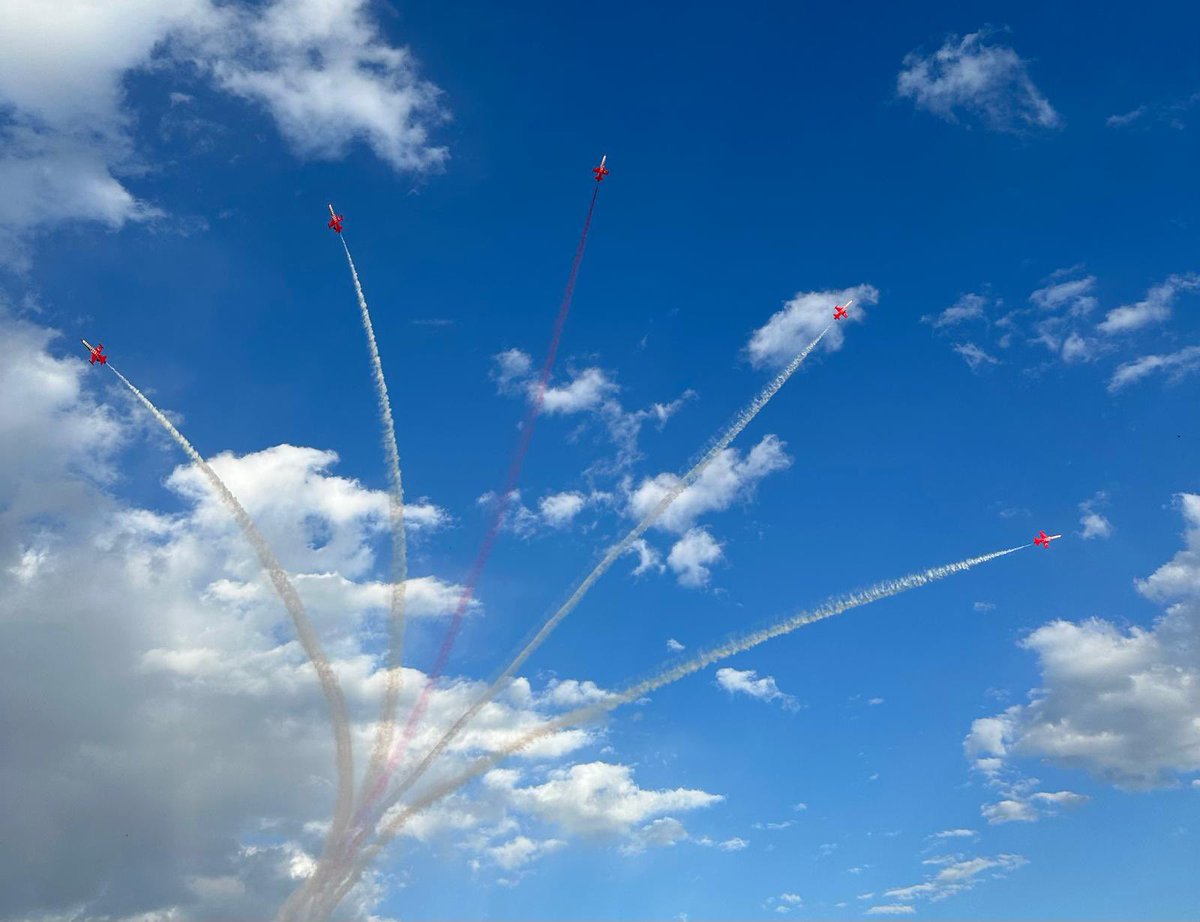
[1034,530,1062,549]
[81,339,107,365]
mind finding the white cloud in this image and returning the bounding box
[1079,492,1114,540]
[974,601,997,612]
[718,837,750,852]
[486,762,722,841]
[932,828,977,839]
[1098,274,1200,334]
[666,638,685,652]
[493,348,533,391]
[953,342,1000,370]
[745,285,880,368]
[1031,276,1097,314]
[882,854,1027,906]
[0,0,447,268]
[628,435,792,535]
[716,667,800,710]
[541,367,620,415]
[868,697,885,706]
[538,491,587,528]
[1109,345,1200,392]
[487,835,565,872]
[668,527,724,588]
[867,905,916,916]
[923,293,988,328]
[897,29,1059,132]
[967,495,1200,792]
[621,817,691,856]
[627,538,666,577]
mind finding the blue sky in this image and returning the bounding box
[2,1,1199,919]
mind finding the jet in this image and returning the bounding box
[1034,530,1062,548]
[81,339,107,365]
[327,204,344,234]
[592,155,609,183]
[833,299,853,320]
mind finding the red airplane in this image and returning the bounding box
[833,299,853,320]
[327,203,344,234]
[592,154,609,183]
[1034,530,1062,548]
[81,339,107,365]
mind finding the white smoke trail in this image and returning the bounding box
[339,237,409,801]
[281,240,413,922]
[107,365,357,893]
[308,323,834,913]
[315,543,1026,914]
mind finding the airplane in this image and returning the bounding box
[833,299,853,320]
[1034,530,1062,548]
[81,339,107,365]
[592,155,609,183]
[327,203,344,234]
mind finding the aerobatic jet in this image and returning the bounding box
[1034,530,1062,548]
[327,204,344,233]
[592,155,609,183]
[81,339,107,365]
[833,299,852,320]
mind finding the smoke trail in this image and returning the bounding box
[349,184,603,830]
[280,239,412,922]
[338,237,409,802]
[107,366,357,897]
[313,543,1026,915]
[311,322,835,911]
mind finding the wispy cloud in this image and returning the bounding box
[897,29,1060,133]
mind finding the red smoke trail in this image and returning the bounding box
[350,183,601,837]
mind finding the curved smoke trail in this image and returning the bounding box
[311,322,835,911]
[279,238,412,922]
[348,184,603,834]
[107,366,357,909]
[314,543,1027,915]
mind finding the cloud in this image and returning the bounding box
[627,538,666,577]
[745,285,880,368]
[967,495,1200,791]
[541,368,620,415]
[487,835,565,871]
[1106,91,1200,130]
[0,0,447,268]
[1098,274,1200,335]
[486,762,722,841]
[952,342,1001,370]
[1109,346,1200,392]
[666,638,685,652]
[539,491,587,528]
[716,668,800,710]
[1079,492,1114,540]
[718,837,750,852]
[897,29,1060,132]
[867,905,916,916]
[668,527,724,588]
[922,293,988,328]
[1030,276,1098,315]
[931,828,978,839]
[621,817,692,856]
[628,435,792,534]
[882,854,1027,906]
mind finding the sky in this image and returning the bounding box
[1,0,1199,919]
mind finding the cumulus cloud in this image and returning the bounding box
[745,285,879,368]
[0,0,447,268]
[716,668,800,711]
[1098,274,1200,335]
[1030,276,1098,315]
[628,435,792,535]
[1079,492,1114,540]
[667,527,724,588]
[0,312,683,918]
[967,495,1200,793]
[538,491,587,528]
[897,29,1059,132]
[931,828,977,839]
